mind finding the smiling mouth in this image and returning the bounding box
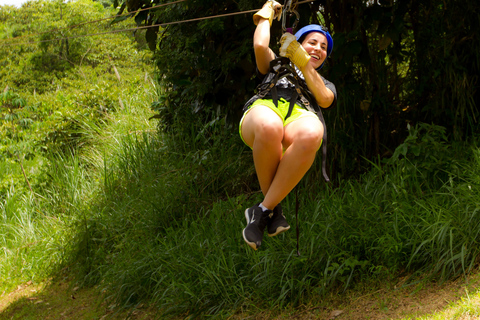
[311,55,320,60]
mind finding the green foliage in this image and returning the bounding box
[0,0,144,93]
[0,0,153,158]
[116,0,480,179]
[0,0,155,292]
[322,0,480,177]
[119,0,263,129]
[0,89,27,139]
[388,123,459,188]
[56,121,480,318]
[0,191,67,291]
[3,0,480,318]
[0,89,44,196]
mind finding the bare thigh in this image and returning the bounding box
[240,105,284,148]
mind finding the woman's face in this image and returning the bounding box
[301,32,328,69]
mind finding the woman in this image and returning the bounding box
[239,0,337,250]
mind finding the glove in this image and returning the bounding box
[279,32,311,68]
[253,0,283,26]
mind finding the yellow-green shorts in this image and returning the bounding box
[239,98,319,146]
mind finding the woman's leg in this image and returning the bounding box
[240,105,284,196]
[241,105,286,249]
[262,116,323,209]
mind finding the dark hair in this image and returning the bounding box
[298,34,307,44]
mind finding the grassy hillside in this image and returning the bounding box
[0,0,152,193]
[2,0,480,319]
[0,0,154,291]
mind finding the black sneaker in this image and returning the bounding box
[267,204,290,237]
[242,205,270,250]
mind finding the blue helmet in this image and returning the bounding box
[295,24,333,70]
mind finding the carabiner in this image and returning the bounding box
[281,0,300,34]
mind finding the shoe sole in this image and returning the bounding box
[268,225,290,237]
[243,208,257,250]
[242,229,258,250]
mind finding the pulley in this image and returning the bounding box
[281,0,300,33]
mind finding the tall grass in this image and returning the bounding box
[3,67,480,317]
[0,187,67,290]
[0,74,156,292]
[58,117,480,318]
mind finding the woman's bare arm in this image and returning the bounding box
[300,64,335,108]
[254,19,276,75]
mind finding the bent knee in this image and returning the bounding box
[295,128,323,151]
[255,119,283,142]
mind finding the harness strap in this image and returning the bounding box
[316,110,330,182]
[295,185,300,256]
[271,84,279,108]
[285,89,298,120]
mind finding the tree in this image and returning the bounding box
[117,0,480,177]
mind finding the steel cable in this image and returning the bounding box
[1,0,314,47]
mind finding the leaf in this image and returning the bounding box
[391,143,407,161]
[172,79,192,86]
[110,15,130,25]
[148,114,162,120]
[411,145,421,157]
[146,25,159,51]
[378,36,392,50]
[328,310,344,319]
[134,10,148,26]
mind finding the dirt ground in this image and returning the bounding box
[1,271,479,320]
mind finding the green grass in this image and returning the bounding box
[2,2,480,318]
[0,190,66,291]
[49,117,480,318]
[2,14,480,315]
[0,72,156,293]
[4,75,480,319]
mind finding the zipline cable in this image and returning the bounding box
[1,0,315,47]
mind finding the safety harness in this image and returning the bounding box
[245,56,331,183]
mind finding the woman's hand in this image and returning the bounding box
[279,33,311,68]
[253,0,283,26]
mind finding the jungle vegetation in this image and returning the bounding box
[1,0,480,318]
